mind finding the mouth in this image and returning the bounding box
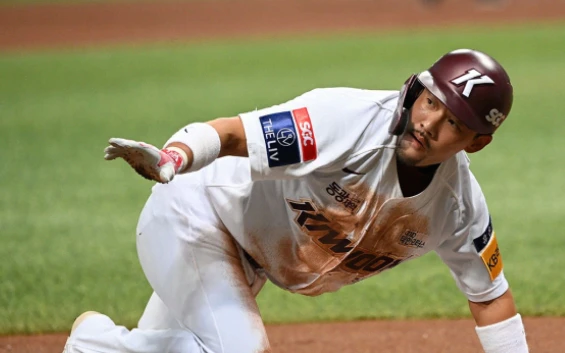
[408,131,427,150]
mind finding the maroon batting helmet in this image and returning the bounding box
[390,49,513,135]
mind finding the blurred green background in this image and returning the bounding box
[1,4,564,335]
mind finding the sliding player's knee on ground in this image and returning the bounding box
[64,312,118,352]
[66,311,205,353]
[71,311,102,333]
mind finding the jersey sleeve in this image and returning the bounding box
[435,173,508,303]
[238,88,392,180]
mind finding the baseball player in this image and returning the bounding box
[63,49,528,353]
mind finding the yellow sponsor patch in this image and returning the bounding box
[479,231,503,281]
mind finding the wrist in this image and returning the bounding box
[162,146,188,173]
[475,313,528,353]
[165,123,221,172]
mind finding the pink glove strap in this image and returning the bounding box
[161,147,187,173]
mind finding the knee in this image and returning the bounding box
[71,311,104,333]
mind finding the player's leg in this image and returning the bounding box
[136,177,270,353]
[136,267,266,349]
[63,311,204,353]
[138,292,183,330]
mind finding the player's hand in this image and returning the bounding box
[104,138,183,183]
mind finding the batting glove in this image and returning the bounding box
[104,138,186,183]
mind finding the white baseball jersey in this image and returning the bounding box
[200,87,507,303]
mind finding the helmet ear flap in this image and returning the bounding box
[389,74,424,135]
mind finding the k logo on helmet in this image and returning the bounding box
[450,69,494,98]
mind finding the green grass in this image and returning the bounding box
[1,23,565,334]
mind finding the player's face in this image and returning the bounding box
[396,89,492,167]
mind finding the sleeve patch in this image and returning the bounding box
[259,108,317,168]
[473,218,503,281]
[473,217,493,253]
[292,108,318,162]
[479,231,503,281]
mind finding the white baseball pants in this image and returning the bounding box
[64,173,270,353]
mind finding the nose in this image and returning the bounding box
[419,111,443,140]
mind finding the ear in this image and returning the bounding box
[464,134,493,153]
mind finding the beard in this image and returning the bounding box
[395,115,432,167]
[395,121,427,167]
[395,142,422,167]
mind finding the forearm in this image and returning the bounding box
[165,116,247,173]
[207,117,248,158]
[469,289,517,326]
[470,290,528,353]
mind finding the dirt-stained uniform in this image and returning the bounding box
[63,50,517,353]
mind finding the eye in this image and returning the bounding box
[448,118,461,131]
[426,98,433,105]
